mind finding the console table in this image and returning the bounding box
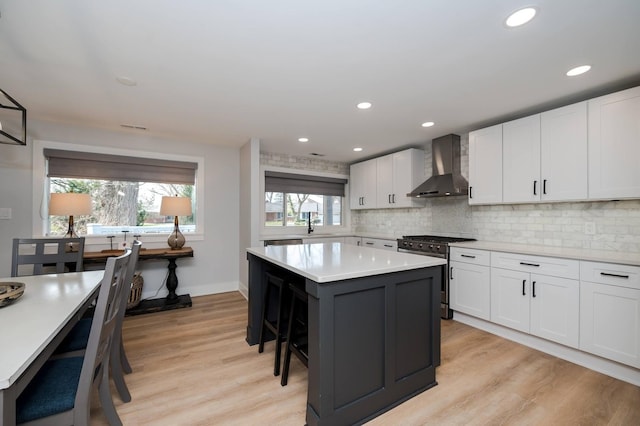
[83,246,194,315]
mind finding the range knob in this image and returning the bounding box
[428,244,434,249]
[418,243,423,249]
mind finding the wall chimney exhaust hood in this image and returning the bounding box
[407,134,468,198]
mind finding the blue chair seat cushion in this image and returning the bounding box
[16,356,84,424]
[56,318,92,353]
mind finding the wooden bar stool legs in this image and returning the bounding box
[258,272,289,376]
[281,282,309,386]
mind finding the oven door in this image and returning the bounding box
[397,248,450,319]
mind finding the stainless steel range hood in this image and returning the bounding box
[408,134,469,198]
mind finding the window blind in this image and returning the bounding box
[265,171,347,197]
[44,149,198,185]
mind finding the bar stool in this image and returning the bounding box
[281,281,309,386]
[258,271,295,376]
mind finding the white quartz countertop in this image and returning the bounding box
[247,242,446,283]
[449,241,640,267]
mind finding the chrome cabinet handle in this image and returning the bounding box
[520,262,540,267]
[533,180,538,195]
[532,281,536,298]
[522,279,526,296]
[461,254,476,259]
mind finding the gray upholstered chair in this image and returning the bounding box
[16,249,132,426]
[55,240,142,403]
[11,237,85,277]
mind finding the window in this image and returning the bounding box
[36,144,202,239]
[264,171,347,228]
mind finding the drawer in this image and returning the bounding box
[449,247,490,266]
[490,251,579,280]
[362,238,397,251]
[580,261,640,290]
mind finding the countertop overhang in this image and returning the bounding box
[247,242,446,283]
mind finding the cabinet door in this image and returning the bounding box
[491,268,530,333]
[376,154,394,208]
[580,281,640,368]
[392,149,425,208]
[540,102,588,201]
[529,274,579,348]
[350,160,377,210]
[450,261,491,320]
[588,86,640,199]
[469,124,503,204]
[503,115,541,203]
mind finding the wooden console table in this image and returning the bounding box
[83,246,194,315]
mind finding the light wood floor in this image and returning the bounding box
[91,292,640,425]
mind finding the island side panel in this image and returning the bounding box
[306,266,442,426]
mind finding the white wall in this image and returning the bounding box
[0,119,241,298]
[238,138,261,298]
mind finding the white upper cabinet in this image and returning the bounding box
[376,148,425,208]
[469,124,503,205]
[588,85,640,200]
[350,159,377,210]
[540,102,588,201]
[503,115,541,203]
[351,148,425,210]
[502,102,588,203]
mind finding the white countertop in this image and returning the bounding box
[247,242,446,283]
[450,241,640,267]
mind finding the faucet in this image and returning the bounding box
[307,214,314,234]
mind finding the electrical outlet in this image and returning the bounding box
[584,222,596,235]
[0,208,12,219]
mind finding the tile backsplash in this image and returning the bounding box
[353,197,640,253]
[261,146,640,254]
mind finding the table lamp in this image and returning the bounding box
[49,193,92,238]
[160,196,192,250]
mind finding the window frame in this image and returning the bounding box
[260,165,350,236]
[32,139,205,247]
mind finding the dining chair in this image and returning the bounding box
[11,237,85,277]
[55,240,142,403]
[16,249,132,426]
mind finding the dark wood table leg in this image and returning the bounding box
[166,258,179,302]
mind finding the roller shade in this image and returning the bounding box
[44,149,198,184]
[265,171,347,197]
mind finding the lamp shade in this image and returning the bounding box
[49,193,92,216]
[160,196,192,217]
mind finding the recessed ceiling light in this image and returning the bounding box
[421,121,435,128]
[115,76,137,86]
[356,102,372,110]
[566,65,591,77]
[353,147,363,152]
[298,137,309,142]
[505,7,537,27]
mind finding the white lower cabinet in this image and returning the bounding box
[490,253,580,348]
[450,260,491,320]
[449,247,491,320]
[579,261,640,368]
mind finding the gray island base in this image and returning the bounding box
[246,243,444,425]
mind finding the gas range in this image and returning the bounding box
[397,235,475,258]
[396,235,475,319]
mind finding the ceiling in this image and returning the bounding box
[1,0,639,163]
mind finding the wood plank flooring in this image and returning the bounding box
[91,292,640,425]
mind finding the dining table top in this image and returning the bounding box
[0,270,104,390]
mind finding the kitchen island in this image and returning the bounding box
[246,242,446,425]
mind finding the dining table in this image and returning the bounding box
[0,270,104,426]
